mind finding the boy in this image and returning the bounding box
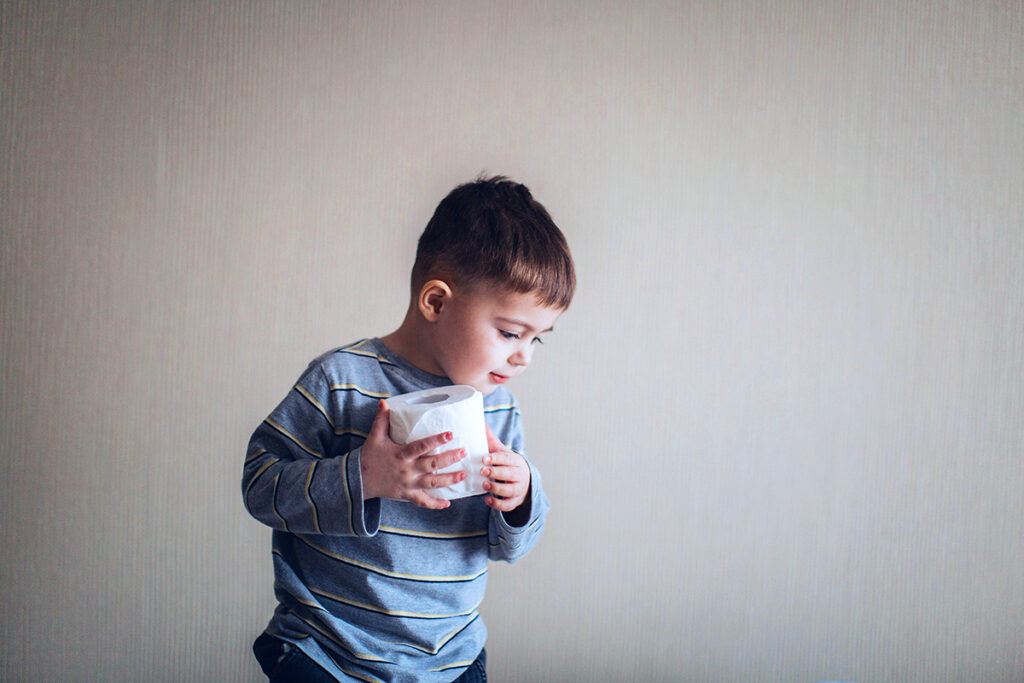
[242,176,576,682]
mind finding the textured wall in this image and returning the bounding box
[2,2,1022,681]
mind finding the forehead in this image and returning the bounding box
[464,287,562,330]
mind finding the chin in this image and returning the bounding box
[469,380,499,396]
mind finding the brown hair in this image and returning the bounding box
[411,176,576,309]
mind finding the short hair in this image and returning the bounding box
[411,176,576,310]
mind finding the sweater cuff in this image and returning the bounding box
[346,448,380,536]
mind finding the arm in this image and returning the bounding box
[241,363,378,536]
[242,363,471,535]
[485,424,551,563]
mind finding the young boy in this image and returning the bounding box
[242,176,575,682]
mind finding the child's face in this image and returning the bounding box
[432,286,563,395]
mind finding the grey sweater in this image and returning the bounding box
[242,338,549,682]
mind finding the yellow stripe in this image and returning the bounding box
[388,613,478,655]
[340,340,395,365]
[292,593,327,612]
[304,462,322,534]
[345,350,394,364]
[286,609,391,668]
[329,383,392,399]
[490,515,539,549]
[308,586,479,619]
[341,339,373,353]
[295,384,334,427]
[278,576,473,672]
[484,403,516,413]
[431,659,477,672]
[340,668,382,683]
[265,418,324,458]
[244,457,279,502]
[335,427,369,439]
[379,526,487,540]
[272,551,331,613]
[245,447,267,463]
[276,557,474,670]
[297,535,487,582]
[490,536,512,550]
[432,614,478,652]
[489,518,539,550]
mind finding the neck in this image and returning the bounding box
[379,309,445,377]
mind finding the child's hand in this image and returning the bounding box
[360,400,467,510]
[481,424,531,513]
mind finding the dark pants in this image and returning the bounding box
[253,633,487,682]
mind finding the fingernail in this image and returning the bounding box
[445,432,453,441]
[483,455,491,464]
[481,467,490,477]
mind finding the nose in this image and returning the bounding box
[509,344,532,367]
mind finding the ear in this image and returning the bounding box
[417,279,453,322]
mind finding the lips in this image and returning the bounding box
[489,373,509,384]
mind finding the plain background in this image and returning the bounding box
[2,2,1022,681]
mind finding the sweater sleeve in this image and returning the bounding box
[486,400,550,563]
[241,362,380,537]
[487,458,550,563]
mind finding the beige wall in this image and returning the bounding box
[2,2,1022,681]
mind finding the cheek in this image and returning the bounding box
[472,335,502,365]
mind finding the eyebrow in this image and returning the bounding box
[496,317,555,334]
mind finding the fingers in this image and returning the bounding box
[406,490,451,510]
[481,465,520,483]
[483,479,515,496]
[366,411,477,506]
[418,468,467,491]
[414,446,467,492]
[404,430,454,458]
[481,448,529,511]
[417,447,466,475]
[482,449,517,467]
[484,492,519,512]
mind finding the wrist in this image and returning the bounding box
[500,482,532,527]
[357,449,380,501]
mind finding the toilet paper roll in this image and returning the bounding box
[385,385,488,500]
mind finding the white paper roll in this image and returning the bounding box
[385,385,488,500]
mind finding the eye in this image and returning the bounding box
[531,336,544,345]
[499,330,520,340]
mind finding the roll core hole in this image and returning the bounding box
[407,393,449,405]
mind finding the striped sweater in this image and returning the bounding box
[242,338,549,682]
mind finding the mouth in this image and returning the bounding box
[489,372,510,384]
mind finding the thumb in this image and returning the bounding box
[370,399,391,439]
[484,423,505,453]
